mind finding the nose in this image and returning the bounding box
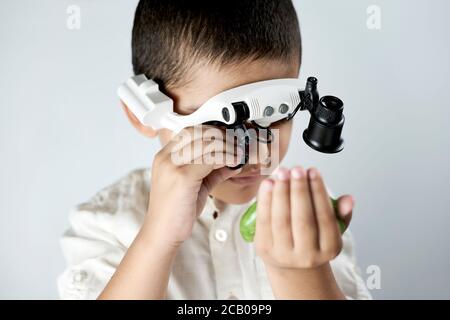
[247,130,271,169]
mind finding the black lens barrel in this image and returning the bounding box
[303,94,345,153]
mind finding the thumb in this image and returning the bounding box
[203,166,243,193]
[336,195,354,230]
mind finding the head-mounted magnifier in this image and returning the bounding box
[118,75,345,169]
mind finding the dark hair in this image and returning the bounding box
[132,0,301,89]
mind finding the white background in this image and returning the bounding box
[1,0,449,299]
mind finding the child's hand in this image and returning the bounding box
[254,166,354,270]
[143,125,243,250]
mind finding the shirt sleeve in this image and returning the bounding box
[324,184,372,299]
[57,169,149,300]
[330,229,373,300]
[57,206,127,299]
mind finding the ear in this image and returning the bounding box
[120,101,158,138]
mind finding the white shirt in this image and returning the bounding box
[57,168,372,300]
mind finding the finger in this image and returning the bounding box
[171,128,233,156]
[174,137,241,168]
[271,167,294,249]
[175,130,244,181]
[202,166,243,194]
[255,179,274,249]
[189,139,241,166]
[290,166,319,251]
[308,168,341,257]
[336,195,354,231]
[163,125,226,156]
[177,151,242,183]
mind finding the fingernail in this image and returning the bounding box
[340,206,350,217]
[276,167,290,181]
[261,179,274,192]
[272,166,280,176]
[291,167,304,179]
[350,196,355,208]
[308,168,318,180]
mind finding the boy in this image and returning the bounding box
[58,0,371,299]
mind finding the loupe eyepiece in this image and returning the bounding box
[227,122,250,170]
[302,95,345,153]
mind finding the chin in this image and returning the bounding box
[212,181,260,205]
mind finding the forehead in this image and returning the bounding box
[168,58,300,114]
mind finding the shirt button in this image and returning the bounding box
[214,229,228,242]
[71,270,87,284]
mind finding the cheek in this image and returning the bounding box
[272,121,293,160]
[212,179,263,204]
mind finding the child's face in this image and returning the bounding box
[158,58,300,204]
